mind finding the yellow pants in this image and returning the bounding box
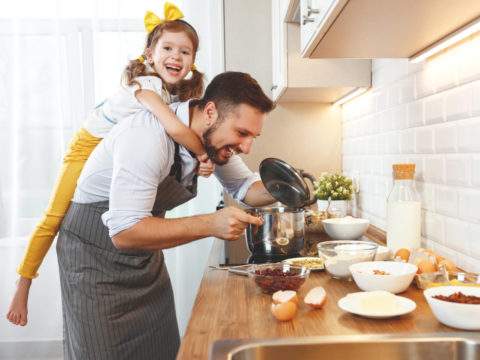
[17,127,102,278]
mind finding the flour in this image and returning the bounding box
[325,252,374,279]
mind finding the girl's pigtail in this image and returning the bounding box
[122,58,158,89]
[176,69,204,101]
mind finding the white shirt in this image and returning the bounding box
[83,75,173,138]
[74,100,260,237]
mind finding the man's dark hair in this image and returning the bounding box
[197,71,275,116]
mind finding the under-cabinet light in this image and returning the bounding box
[333,87,369,106]
[410,17,480,63]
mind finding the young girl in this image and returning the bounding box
[7,2,213,326]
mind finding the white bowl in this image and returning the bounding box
[424,286,480,330]
[349,261,418,294]
[322,216,369,240]
[374,246,389,261]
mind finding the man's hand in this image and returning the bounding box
[195,153,215,178]
[211,206,263,241]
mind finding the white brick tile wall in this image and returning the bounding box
[415,127,434,153]
[423,156,444,183]
[458,189,480,221]
[400,128,415,153]
[435,185,457,217]
[416,66,436,98]
[445,217,470,255]
[433,56,458,92]
[424,96,444,125]
[388,85,401,108]
[457,117,480,152]
[445,87,471,121]
[460,256,480,274]
[470,225,480,259]
[472,155,480,186]
[471,83,480,116]
[391,107,407,131]
[423,211,445,244]
[343,42,480,272]
[445,155,471,187]
[434,123,457,152]
[458,37,480,85]
[398,76,416,104]
[407,101,424,128]
[416,181,435,211]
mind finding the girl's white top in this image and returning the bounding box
[83,75,173,138]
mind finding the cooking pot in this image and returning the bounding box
[245,158,317,256]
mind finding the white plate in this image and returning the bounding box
[282,257,324,271]
[338,293,416,319]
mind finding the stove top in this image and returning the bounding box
[218,232,366,266]
[218,234,303,265]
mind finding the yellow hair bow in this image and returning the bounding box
[144,2,184,34]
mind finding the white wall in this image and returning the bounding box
[342,35,480,274]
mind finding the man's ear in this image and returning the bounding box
[144,48,153,64]
[204,101,218,126]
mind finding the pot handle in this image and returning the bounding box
[300,171,317,206]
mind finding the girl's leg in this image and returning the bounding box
[7,127,101,326]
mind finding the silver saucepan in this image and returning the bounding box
[245,158,317,257]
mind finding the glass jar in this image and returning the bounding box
[386,164,421,256]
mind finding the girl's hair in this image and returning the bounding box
[123,20,204,101]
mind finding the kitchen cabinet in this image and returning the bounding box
[272,0,371,103]
[291,0,480,59]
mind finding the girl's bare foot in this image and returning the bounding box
[6,276,32,326]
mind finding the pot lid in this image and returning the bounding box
[259,158,315,208]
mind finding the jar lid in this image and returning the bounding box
[392,163,415,180]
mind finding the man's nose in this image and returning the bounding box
[239,136,253,154]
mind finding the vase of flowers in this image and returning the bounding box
[313,172,356,218]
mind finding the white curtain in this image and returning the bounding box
[0,0,223,357]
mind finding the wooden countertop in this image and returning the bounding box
[177,228,461,360]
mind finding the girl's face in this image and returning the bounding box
[146,30,195,91]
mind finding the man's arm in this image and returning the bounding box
[242,180,276,207]
[112,206,262,250]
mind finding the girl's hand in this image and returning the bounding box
[195,153,215,178]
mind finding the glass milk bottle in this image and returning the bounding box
[386,163,421,256]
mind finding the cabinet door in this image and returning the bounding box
[271,0,288,101]
[300,0,348,57]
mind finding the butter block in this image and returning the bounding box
[359,290,397,313]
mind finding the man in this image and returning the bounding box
[56,71,275,360]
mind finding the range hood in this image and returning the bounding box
[288,0,480,59]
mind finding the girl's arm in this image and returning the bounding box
[135,89,206,155]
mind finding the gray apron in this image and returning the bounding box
[56,142,197,360]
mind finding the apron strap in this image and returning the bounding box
[168,142,182,182]
[166,103,199,187]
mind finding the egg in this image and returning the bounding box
[272,290,298,305]
[422,249,442,263]
[271,301,297,321]
[439,259,456,271]
[416,259,436,274]
[304,286,327,309]
[394,248,410,261]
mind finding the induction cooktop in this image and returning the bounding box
[218,234,302,265]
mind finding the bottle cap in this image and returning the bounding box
[392,163,415,180]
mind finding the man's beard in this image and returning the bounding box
[203,119,233,165]
[203,125,229,165]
